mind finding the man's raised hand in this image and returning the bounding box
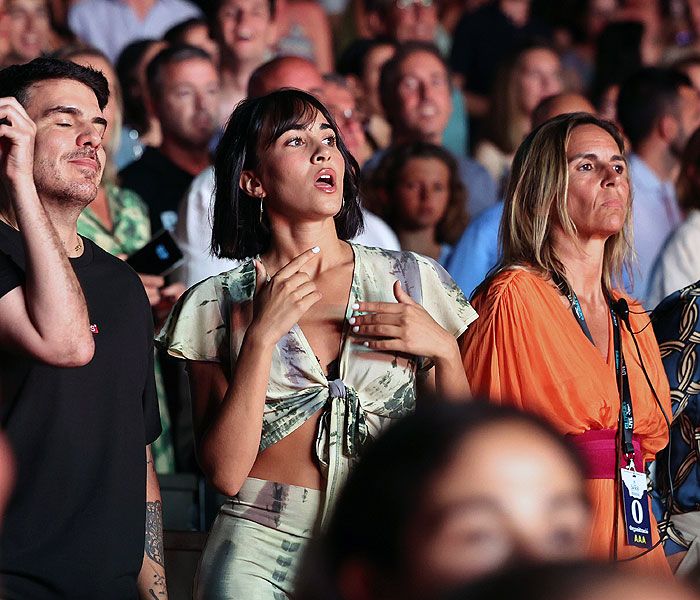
[0,97,36,188]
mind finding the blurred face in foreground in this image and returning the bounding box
[400,420,590,599]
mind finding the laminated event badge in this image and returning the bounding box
[621,467,652,548]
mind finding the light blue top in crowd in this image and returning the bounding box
[68,0,202,63]
[627,153,681,306]
[443,88,469,157]
[445,200,503,299]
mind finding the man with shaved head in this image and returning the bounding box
[446,92,596,298]
[247,55,324,98]
[531,92,596,129]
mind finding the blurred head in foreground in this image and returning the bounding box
[448,560,699,600]
[297,401,591,600]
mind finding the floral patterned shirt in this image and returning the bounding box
[77,184,151,256]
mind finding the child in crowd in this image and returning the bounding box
[366,141,469,266]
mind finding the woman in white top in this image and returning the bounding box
[158,89,476,598]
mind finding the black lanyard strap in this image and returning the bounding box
[553,274,636,463]
[611,309,635,462]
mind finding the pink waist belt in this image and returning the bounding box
[567,429,644,479]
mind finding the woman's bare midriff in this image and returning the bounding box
[248,408,325,490]
[246,244,355,491]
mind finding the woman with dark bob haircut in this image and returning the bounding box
[158,89,477,598]
[295,401,591,600]
[211,89,364,259]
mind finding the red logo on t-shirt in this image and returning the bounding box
[90,324,99,334]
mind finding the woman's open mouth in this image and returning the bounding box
[314,168,337,193]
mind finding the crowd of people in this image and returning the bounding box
[2,0,700,598]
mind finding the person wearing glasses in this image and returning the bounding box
[364,0,439,47]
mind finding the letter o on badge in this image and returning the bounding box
[631,499,644,525]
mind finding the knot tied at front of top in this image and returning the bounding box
[327,378,369,458]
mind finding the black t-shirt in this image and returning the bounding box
[0,251,20,293]
[0,221,162,599]
[119,146,196,234]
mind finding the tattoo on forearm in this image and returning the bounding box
[146,455,155,484]
[153,573,166,589]
[145,500,164,567]
[145,566,167,598]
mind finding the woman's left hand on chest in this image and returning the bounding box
[349,280,456,361]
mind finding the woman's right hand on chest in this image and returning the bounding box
[247,247,322,346]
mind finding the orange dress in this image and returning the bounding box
[462,268,672,574]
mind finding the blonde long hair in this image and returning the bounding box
[491,112,632,295]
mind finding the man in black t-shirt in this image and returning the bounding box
[0,58,166,598]
[120,44,219,234]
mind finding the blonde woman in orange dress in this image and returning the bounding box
[462,112,672,573]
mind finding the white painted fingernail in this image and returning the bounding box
[349,317,356,324]
[363,341,370,347]
[311,246,320,253]
[352,325,359,333]
[351,303,359,310]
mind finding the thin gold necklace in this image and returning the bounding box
[0,213,82,255]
